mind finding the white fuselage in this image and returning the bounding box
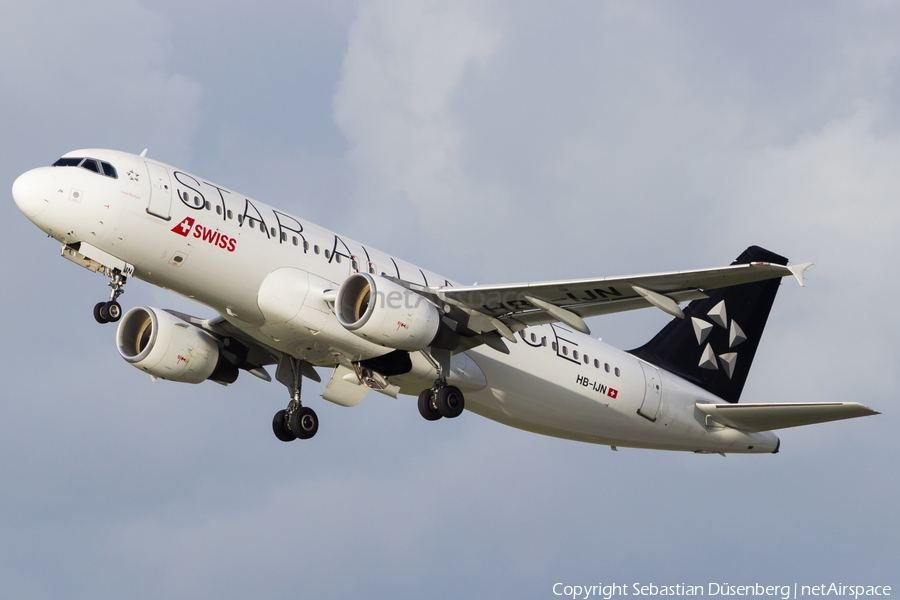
[13,149,779,453]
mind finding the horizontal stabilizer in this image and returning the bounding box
[696,402,879,432]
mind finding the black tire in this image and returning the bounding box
[436,386,465,419]
[417,389,442,421]
[272,410,296,442]
[93,302,109,324]
[290,406,318,440]
[106,301,122,322]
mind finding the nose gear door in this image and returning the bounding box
[145,162,172,220]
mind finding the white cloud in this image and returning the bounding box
[715,103,900,402]
[334,0,502,252]
[0,0,202,165]
[3,2,900,597]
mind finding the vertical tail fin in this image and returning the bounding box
[628,246,789,403]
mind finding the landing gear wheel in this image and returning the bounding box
[93,302,109,324]
[105,301,122,322]
[290,406,319,440]
[418,389,442,421]
[436,386,465,419]
[272,409,296,442]
[93,269,128,325]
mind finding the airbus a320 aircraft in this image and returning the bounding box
[12,149,878,453]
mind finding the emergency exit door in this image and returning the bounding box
[637,362,662,422]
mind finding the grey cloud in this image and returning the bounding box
[0,1,896,598]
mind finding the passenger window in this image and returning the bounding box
[615,368,620,377]
[573,350,578,360]
[594,359,600,368]
[563,346,568,356]
[335,254,341,263]
[101,162,117,178]
[216,205,222,215]
[325,250,331,259]
[292,236,298,246]
[227,210,233,219]
[204,201,211,210]
[237,215,243,225]
[542,337,547,347]
[530,333,536,343]
[303,241,309,252]
[247,217,255,228]
[269,226,275,236]
[81,159,100,173]
[552,342,558,351]
[314,245,320,255]
[584,355,589,365]
[281,232,287,242]
[605,363,610,373]
[259,222,265,232]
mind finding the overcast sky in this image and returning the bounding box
[1,1,897,598]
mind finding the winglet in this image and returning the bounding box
[788,262,813,287]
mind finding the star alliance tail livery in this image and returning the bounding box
[12,149,878,453]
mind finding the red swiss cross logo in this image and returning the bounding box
[172,217,195,237]
[607,388,618,399]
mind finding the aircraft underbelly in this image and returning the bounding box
[464,345,650,444]
[463,344,775,452]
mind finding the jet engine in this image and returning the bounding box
[116,306,238,384]
[335,273,458,351]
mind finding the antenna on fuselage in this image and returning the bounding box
[139,149,148,157]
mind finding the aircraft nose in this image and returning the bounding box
[12,168,54,218]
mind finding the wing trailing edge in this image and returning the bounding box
[696,402,879,432]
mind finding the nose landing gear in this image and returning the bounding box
[93,269,127,324]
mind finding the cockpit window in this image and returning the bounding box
[51,156,118,179]
[81,159,100,173]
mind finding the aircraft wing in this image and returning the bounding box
[695,402,879,432]
[434,260,812,340]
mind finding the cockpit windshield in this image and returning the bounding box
[52,157,118,179]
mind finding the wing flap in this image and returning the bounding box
[696,402,879,432]
[436,260,800,336]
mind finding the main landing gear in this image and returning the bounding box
[417,380,465,421]
[272,355,319,442]
[93,269,127,324]
[416,348,465,422]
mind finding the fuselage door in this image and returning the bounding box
[145,161,172,220]
[637,361,662,422]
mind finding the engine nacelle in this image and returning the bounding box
[116,306,237,384]
[336,273,456,351]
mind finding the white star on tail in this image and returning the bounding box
[693,301,745,379]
